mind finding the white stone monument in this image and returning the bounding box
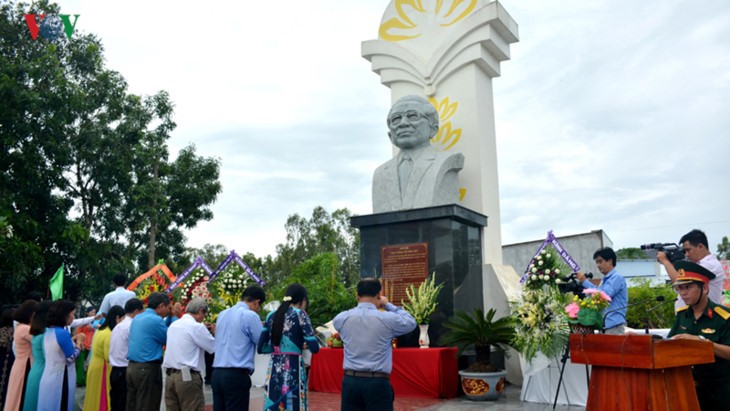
[363,0,518,266]
[363,0,523,382]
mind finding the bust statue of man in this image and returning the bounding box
[372,95,464,213]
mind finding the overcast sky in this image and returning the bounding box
[62,0,730,260]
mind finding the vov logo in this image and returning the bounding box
[23,14,80,40]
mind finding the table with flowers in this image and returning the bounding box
[309,347,459,399]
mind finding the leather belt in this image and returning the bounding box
[344,370,389,379]
[166,368,200,376]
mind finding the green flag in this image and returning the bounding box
[50,263,64,301]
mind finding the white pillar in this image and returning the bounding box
[362,0,518,264]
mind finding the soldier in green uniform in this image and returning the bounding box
[668,260,730,411]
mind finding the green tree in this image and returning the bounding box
[0,0,221,304]
[717,236,730,260]
[271,253,356,327]
[625,279,676,329]
[616,247,649,260]
[267,206,360,289]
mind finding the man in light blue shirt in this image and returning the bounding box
[126,292,181,411]
[333,278,416,411]
[100,274,136,317]
[212,285,266,411]
[577,247,628,334]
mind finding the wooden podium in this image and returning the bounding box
[570,334,714,410]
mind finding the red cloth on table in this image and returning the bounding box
[309,347,458,399]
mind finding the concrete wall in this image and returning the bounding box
[502,230,613,280]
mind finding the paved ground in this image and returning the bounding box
[75,382,587,410]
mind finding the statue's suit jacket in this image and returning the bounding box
[372,148,464,213]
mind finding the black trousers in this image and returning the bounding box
[211,368,252,411]
[110,366,127,411]
[126,361,162,411]
[341,375,394,411]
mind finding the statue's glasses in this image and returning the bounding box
[388,111,426,126]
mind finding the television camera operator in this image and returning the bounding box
[657,229,724,311]
[575,247,628,335]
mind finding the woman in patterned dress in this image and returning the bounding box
[3,300,37,411]
[258,284,320,411]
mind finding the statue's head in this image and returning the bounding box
[387,95,439,150]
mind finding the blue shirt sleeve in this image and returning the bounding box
[54,328,80,363]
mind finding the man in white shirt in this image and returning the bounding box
[108,298,143,411]
[163,298,216,411]
[658,229,725,310]
[100,274,136,317]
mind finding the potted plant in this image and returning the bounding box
[402,273,443,348]
[440,308,517,401]
[564,288,611,334]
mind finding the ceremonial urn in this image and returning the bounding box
[418,324,430,348]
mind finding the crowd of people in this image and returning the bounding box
[1,228,725,411]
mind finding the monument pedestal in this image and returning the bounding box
[350,204,487,346]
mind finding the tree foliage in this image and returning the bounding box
[717,236,730,261]
[0,0,220,304]
[625,278,676,329]
[269,253,356,327]
[616,247,649,260]
[266,206,359,290]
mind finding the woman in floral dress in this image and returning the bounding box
[257,284,320,411]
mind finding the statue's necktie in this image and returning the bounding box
[399,155,413,198]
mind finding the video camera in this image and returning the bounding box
[558,272,593,296]
[640,243,685,263]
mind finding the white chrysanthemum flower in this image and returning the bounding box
[540,250,546,254]
[531,275,537,281]
[544,269,550,274]
[555,279,562,284]
[531,267,537,273]
[546,253,551,258]
[555,269,561,274]
[538,260,544,266]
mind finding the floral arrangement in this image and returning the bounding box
[134,271,174,305]
[565,288,612,329]
[327,332,343,348]
[511,287,570,361]
[523,249,566,289]
[402,273,444,324]
[171,268,224,323]
[214,263,251,308]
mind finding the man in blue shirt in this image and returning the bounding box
[126,292,181,411]
[212,285,266,411]
[100,274,136,317]
[333,278,417,411]
[577,247,628,334]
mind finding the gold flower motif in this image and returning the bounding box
[380,0,479,42]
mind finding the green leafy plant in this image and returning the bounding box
[625,278,676,329]
[402,273,444,324]
[440,308,517,372]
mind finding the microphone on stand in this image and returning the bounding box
[601,296,665,334]
[644,297,677,334]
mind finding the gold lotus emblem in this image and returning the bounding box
[380,0,478,42]
[428,96,466,201]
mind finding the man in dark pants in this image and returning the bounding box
[333,278,416,411]
[667,261,730,410]
[126,292,181,411]
[211,285,266,411]
[108,298,143,411]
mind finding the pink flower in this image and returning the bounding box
[565,302,580,319]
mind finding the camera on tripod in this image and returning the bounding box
[557,272,593,296]
[640,243,685,263]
